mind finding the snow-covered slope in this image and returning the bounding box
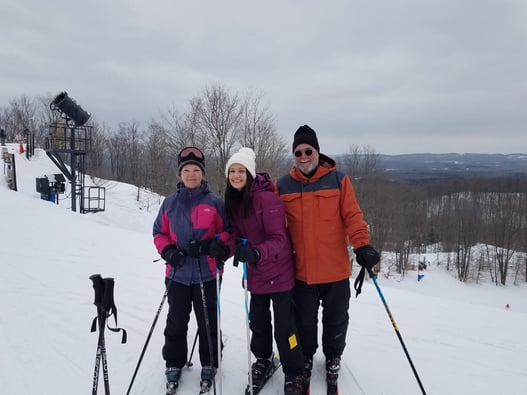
[1,145,526,394]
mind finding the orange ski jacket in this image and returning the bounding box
[276,154,370,284]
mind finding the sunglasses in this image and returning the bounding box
[294,148,314,157]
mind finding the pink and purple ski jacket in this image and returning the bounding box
[153,181,231,285]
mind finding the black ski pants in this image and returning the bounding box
[293,278,350,360]
[163,278,219,369]
[249,291,304,376]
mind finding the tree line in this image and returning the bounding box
[1,86,526,285]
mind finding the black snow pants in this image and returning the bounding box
[293,278,351,360]
[163,278,219,369]
[249,290,305,376]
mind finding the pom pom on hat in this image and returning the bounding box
[225,147,256,178]
[292,124,320,153]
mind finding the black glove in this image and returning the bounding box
[235,244,261,265]
[208,238,230,260]
[187,240,204,258]
[355,245,380,270]
[161,245,186,270]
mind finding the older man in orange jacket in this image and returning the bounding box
[276,125,380,395]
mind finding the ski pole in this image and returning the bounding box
[185,329,199,367]
[195,252,217,395]
[235,238,253,395]
[90,274,104,395]
[367,268,427,395]
[89,274,111,395]
[100,278,118,395]
[215,235,223,395]
[216,268,222,393]
[126,272,173,395]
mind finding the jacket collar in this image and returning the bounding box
[290,153,336,182]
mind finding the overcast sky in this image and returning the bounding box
[1,0,526,155]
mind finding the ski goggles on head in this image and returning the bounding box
[178,146,205,163]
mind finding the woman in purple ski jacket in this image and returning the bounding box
[153,147,231,393]
[224,147,305,394]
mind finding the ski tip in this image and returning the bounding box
[198,381,213,394]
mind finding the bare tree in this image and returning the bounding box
[340,144,389,257]
[238,92,288,179]
[341,145,383,181]
[194,85,241,169]
[160,106,198,150]
[143,120,179,195]
[106,121,144,185]
[152,86,285,195]
[85,118,110,179]
[0,96,40,143]
[488,192,520,285]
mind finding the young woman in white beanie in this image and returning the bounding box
[224,147,305,394]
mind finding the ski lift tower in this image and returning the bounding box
[46,92,105,213]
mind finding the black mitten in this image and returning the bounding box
[161,245,186,270]
[187,240,203,258]
[208,238,230,260]
[355,245,380,269]
[235,244,260,265]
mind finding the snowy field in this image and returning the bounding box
[1,145,526,394]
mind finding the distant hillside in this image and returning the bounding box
[377,153,527,182]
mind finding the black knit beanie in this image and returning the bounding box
[178,147,206,175]
[292,125,320,152]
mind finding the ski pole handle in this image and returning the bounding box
[90,274,104,308]
[233,238,247,267]
[101,277,115,316]
[214,234,224,271]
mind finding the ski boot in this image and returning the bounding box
[245,355,280,394]
[199,365,216,394]
[250,357,273,388]
[165,367,182,395]
[284,373,305,394]
[303,356,313,394]
[326,357,341,395]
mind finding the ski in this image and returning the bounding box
[326,357,339,395]
[326,383,338,395]
[198,380,212,394]
[245,357,281,395]
[166,382,178,395]
[165,381,179,395]
[326,376,338,395]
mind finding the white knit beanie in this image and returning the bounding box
[225,147,256,178]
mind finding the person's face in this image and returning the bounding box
[180,164,203,189]
[228,164,248,191]
[293,143,319,175]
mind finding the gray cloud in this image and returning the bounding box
[1,0,526,154]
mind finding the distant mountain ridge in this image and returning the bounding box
[377,153,527,182]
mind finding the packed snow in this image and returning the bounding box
[1,144,526,394]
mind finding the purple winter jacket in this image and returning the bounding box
[153,181,230,285]
[231,172,295,294]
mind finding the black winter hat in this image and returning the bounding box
[292,125,320,153]
[178,146,206,175]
